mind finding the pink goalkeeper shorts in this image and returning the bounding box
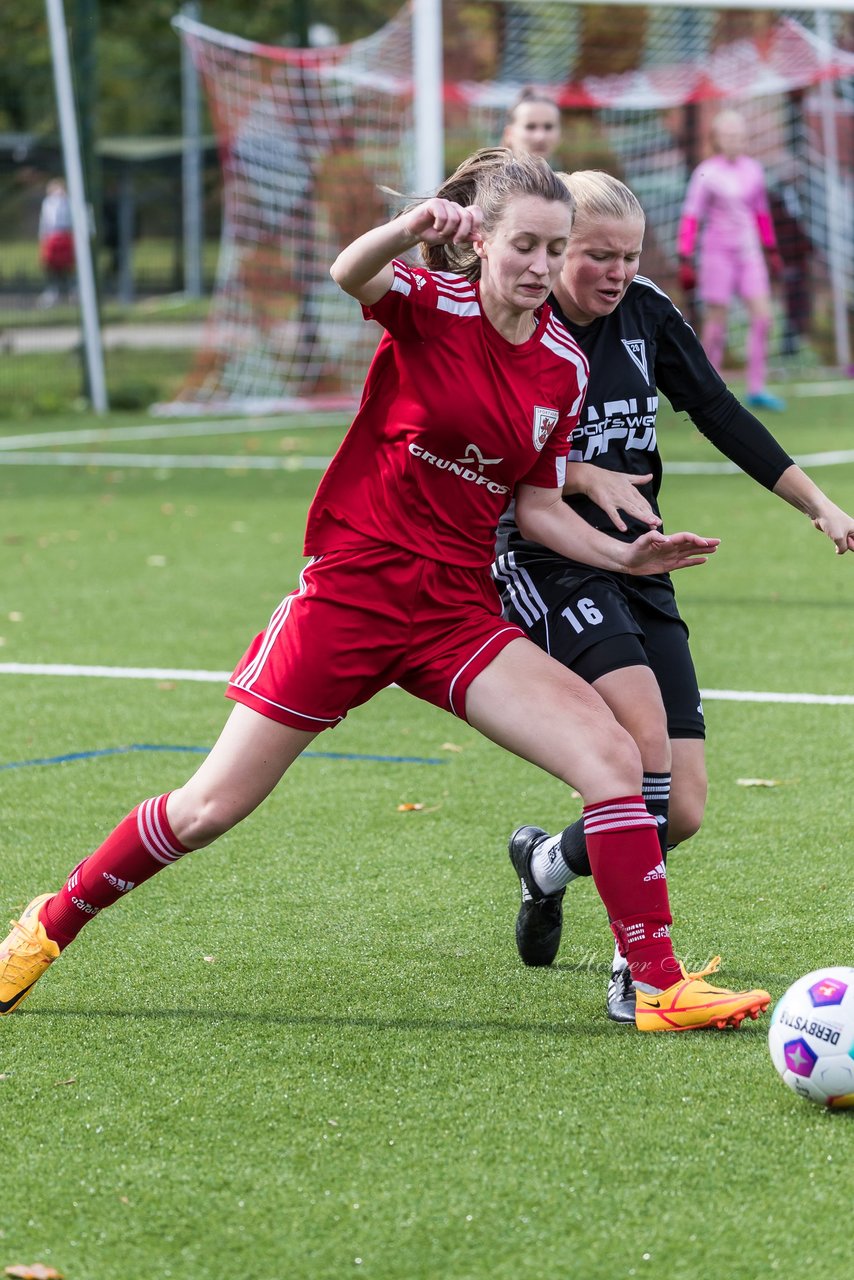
[698,243,771,306]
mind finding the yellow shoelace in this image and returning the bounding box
[685,955,722,982]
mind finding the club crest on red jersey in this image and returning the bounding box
[532,405,559,451]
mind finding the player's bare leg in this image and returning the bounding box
[469,640,769,1029]
[668,737,707,846]
[166,704,317,847]
[496,662,669,1008]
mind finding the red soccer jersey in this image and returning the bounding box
[304,260,589,568]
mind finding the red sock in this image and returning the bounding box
[583,796,680,991]
[40,794,189,949]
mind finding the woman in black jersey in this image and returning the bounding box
[495,170,854,1022]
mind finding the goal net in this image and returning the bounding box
[164,2,854,417]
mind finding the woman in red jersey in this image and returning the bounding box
[0,149,769,1031]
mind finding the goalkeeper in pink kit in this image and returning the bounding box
[678,109,786,412]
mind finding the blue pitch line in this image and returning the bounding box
[0,743,447,773]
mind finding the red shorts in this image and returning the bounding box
[226,544,526,731]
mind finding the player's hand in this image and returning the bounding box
[563,464,661,532]
[811,501,854,555]
[678,258,696,292]
[404,199,483,247]
[622,530,720,575]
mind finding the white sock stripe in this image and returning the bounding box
[147,797,185,858]
[138,797,184,864]
[584,802,652,820]
[584,815,658,834]
[583,802,657,833]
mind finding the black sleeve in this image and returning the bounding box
[690,390,795,491]
[653,300,794,492]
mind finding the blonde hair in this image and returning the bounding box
[556,170,645,230]
[419,147,574,279]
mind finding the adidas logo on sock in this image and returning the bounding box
[71,896,100,917]
[643,860,667,882]
[103,872,135,893]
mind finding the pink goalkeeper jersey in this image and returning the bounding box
[678,154,774,257]
[304,260,589,569]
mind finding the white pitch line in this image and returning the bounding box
[664,448,854,474]
[1,663,852,706]
[0,451,334,470]
[0,662,231,682]
[0,413,346,452]
[787,380,854,398]
[1,447,852,474]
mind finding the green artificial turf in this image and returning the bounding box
[1,389,853,1280]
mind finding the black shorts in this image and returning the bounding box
[492,554,705,739]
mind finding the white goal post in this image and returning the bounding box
[160,1,854,417]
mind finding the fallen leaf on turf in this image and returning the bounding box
[397,802,423,812]
[0,1073,12,1081]
[736,778,783,788]
[157,681,176,691]
[440,742,463,753]
[53,1078,76,1087]
[5,1265,65,1279]
[202,955,216,963]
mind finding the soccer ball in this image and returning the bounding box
[768,967,854,1109]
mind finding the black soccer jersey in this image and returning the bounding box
[496,274,794,571]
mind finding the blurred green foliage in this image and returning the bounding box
[1,1,402,137]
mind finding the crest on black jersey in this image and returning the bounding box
[621,338,649,382]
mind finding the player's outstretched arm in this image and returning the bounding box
[773,465,854,555]
[563,462,661,532]
[515,483,718,574]
[330,199,482,306]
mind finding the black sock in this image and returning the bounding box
[643,771,671,860]
[559,817,591,877]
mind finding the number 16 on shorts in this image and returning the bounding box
[561,597,603,634]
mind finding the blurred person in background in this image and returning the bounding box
[677,109,786,412]
[502,88,562,165]
[767,167,813,360]
[37,177,75,308]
